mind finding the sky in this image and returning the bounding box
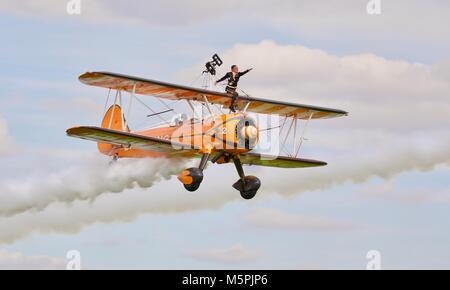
[0,0,449,269]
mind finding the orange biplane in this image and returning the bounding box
[67,58,347,199]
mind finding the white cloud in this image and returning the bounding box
[0,117,14,155]
[0,249,65,270]
[188,244,261,265]
[246,208,355,231]
[1,1,449,50]
[184,40,450,131]
[357,181,450,205]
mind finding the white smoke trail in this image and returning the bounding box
[0,156,187,217]
[259,132,450,196]
[0,132,449,244]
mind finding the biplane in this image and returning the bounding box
[66,55,347,199]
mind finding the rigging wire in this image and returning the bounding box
[259,125,281,132]
[189,72,205,86]
[133,94,171,125]
[155,96,180,116]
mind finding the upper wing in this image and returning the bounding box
[66,126,200,157]
[239,152,327,168]
[79,72,348,120]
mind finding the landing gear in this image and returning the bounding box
[232,157,261,200]
[178,168,204,192]
[233,176,261,199]
[177,153,209,192]
[178,153,261,199]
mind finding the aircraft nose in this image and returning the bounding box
[241,125,258,139]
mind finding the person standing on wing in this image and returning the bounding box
[215,65,253,112]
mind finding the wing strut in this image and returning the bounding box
[202,95,214,117]
[295,111,314,156]
[108,90,120,129]
[279,111,315,158]
[125,83,136,130]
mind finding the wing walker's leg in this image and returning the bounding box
[226,87,238,113]
[230,92,238,113]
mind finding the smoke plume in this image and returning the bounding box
[0,156,186,217]
[0,132,449,244]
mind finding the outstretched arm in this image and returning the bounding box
[215,72,230,84]
[239,68,253,77]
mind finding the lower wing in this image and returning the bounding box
[66,127,327,167]
[239,152,327,168]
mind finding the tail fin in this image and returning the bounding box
[101,105,128,131]
[98,105,129,155]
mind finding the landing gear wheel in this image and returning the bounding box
[233,176,261,200]
[184,182,201,192]
[239,189,258,200]
[178,168,204,192]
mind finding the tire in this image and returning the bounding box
[178,168,204,192]
[184,182,202,192]
[240,189,258,200]
[233,176,261,200]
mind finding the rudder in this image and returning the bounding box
[98,105,129,155]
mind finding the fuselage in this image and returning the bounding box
[98,112,259,160]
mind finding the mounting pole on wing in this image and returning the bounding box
[185,54,224,120]
[200,54,224,117]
